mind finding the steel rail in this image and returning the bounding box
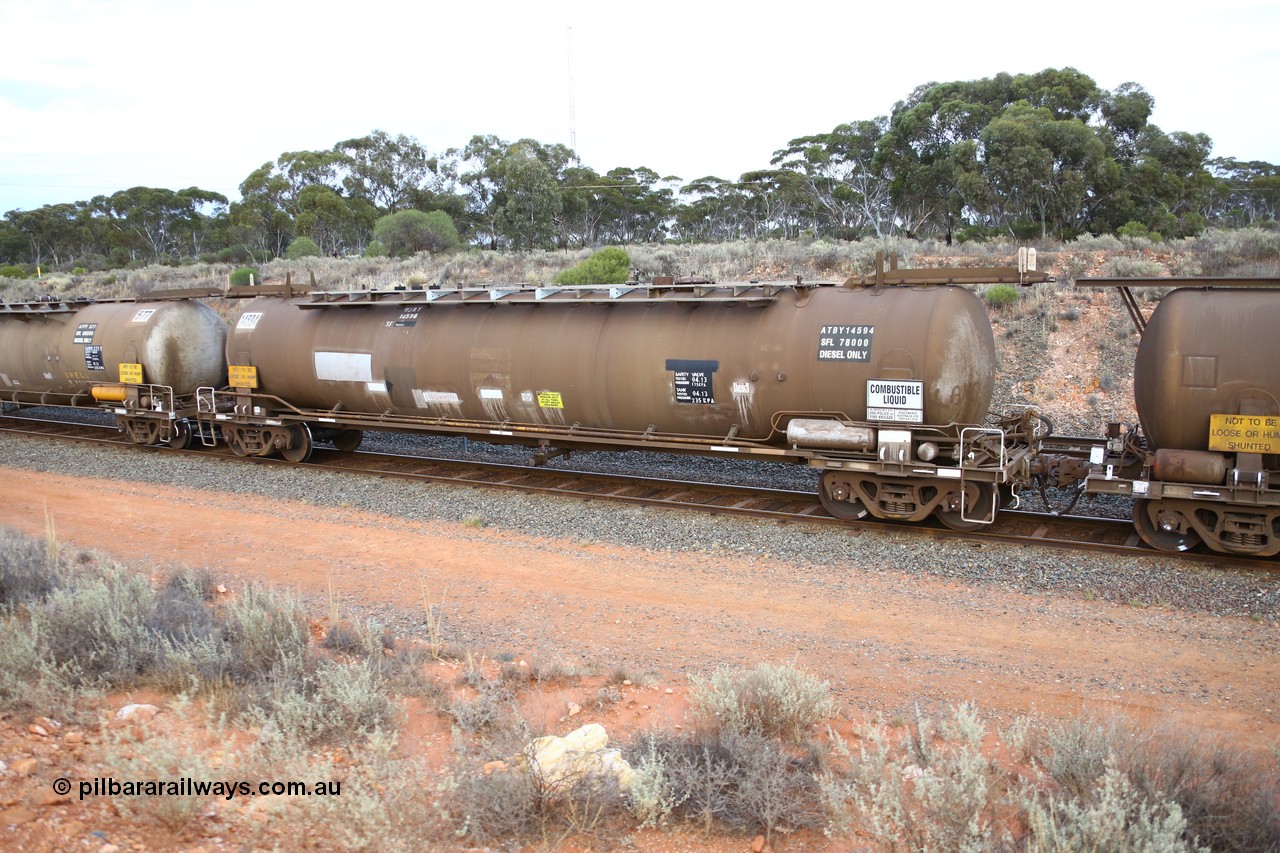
[0,413,1271,570]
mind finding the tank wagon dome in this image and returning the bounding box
[1134,288,1280,453]
[224,282,996,439]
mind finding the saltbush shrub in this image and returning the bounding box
[229,266,259,286]
[555,247,632,285]
[984,284,1020,307]
[688,661,834,741]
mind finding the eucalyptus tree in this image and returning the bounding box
[457,135,572,250]
[674,177,748,242]
[336,130,442,212]
[1208,158,1280,226]
[978,103,1115,238]
[771,118,893,237]
[4,204,78,265]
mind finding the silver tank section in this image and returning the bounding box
[0,300,227,397]
[226,284,996,440]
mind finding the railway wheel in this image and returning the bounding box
[223,428,251,457]
[280,424,313,463]
[167,418,193,450]
[935,482,996,532]
[819,472,869,521]
[1133,499,1201,552]
[331,429,363,452]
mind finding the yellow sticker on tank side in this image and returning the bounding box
[537,391,563,409]
[228,365,259,389]
[118,363,143,384]
[1208,413,1280,454]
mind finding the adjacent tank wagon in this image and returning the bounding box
[1082,279,1280,556]
[206,267,1048,530]
[0,293,227,447]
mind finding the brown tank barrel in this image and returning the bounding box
[1134,288,1280,452]
[227,284,995,439]
[0,300,227,396]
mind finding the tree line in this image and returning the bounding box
[2,67,1277,271]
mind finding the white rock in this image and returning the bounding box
[115,704,161,722]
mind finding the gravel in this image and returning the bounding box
[2,422,1277,622]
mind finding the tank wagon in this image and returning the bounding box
[203,260,1051,530]
[0,291,227,447]
[1081,278,1280,556]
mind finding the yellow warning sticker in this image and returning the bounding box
[1208,413,1280,454]
[228,365,259,389]
[537,391,563,409]
[118,363,143,384]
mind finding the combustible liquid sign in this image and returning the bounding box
[1208,414,1280,454]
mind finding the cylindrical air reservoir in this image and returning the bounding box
[0,300,227,396]
[1134,288,1279,452]
[226,284,996,440]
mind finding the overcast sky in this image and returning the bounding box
[1,0,1276,213]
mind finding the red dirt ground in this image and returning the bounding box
[1,468,1277,850]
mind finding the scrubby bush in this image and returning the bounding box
[0,527,402,741]
[363,239,387,258]
[0,527,61,608]
[284,236,322,259]
[688,661,834,741]
[0,264,27,279]
[254,659,397,746]
[984,284,1020,307]
[629,728,823,837]
[555,247,632,285]
[1102,256,1164,278]
[229,266,259,286]
[374,209,461,257]
[1116,220,1164,242]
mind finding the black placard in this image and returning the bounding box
[817,324,874,362]
[666,358,718,405]
[84,345,105,371]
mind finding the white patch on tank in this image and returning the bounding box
[236,312,263,330]
[520,390,535,403]
[933,310,990,415]
[315,352,373,383]
[478,388,507,421]
[131,309,156,323]
[732,380,755,427]
[366,382,387,394]
[0,373,10,387]
[414,389,462,407]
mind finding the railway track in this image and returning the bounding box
[0,412,1269,570]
